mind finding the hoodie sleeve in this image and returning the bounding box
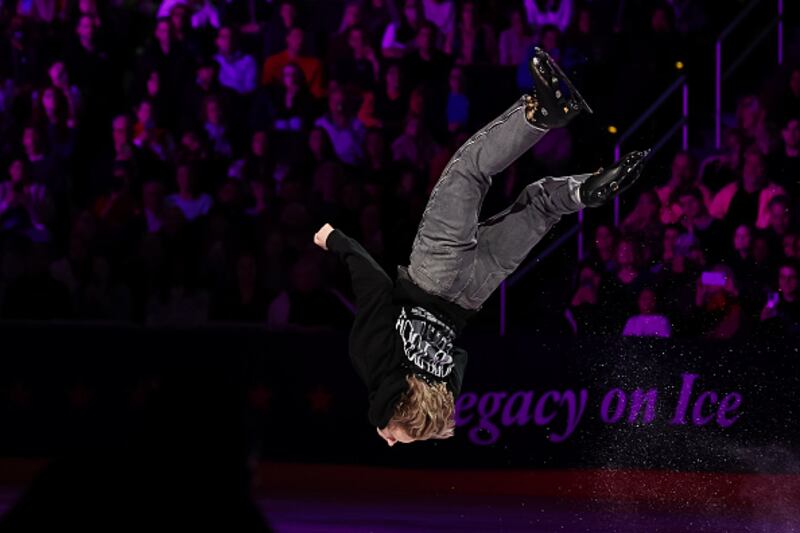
[327,228,399,393]
[327,229,393,312]
[447,347,468,397]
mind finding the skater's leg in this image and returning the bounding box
[407,96,548,299]
[452,147,653,310]
[455,173,590,310]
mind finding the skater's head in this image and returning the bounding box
[377,375,455,446]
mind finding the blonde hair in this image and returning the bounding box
[389,374,455,441]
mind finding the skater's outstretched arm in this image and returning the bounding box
[316,223,393,314]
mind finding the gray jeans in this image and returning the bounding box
[404,96,588,311]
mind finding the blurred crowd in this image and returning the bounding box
[570,113,800,339]
[0,0,796,338]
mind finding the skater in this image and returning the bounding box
[313,48,650,446]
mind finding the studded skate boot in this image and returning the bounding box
[525,47,593,129]
[580,149,652,208]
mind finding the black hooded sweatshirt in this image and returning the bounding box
[327,229,475,428]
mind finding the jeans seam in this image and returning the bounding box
[413,100,526,248]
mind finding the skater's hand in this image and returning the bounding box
[314,223,335,250]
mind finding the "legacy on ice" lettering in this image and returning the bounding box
[455,373,743,446]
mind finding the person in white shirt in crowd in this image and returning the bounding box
[314,86,366,166]
[623,287,672,337]
[213,26,257,95]
[166,163,213,221]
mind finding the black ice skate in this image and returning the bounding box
[580,149,651,208]
[525,47,593,129]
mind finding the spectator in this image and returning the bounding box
[362,128,390,198]
[677,188,725,260]
[314,86,366,166]
[710,146,786,230]
[656,151,711,225]
[65,14,111,95]
[402,21,449,89]
[445,66,469,132]
[50,226,92,301]
[145,254,210,326]
[328,2,364,61]
[0,159,52,238]
[138,18,194,120]
[44,61,81,126]
[357,90,384,129]
[565,262,603,336]
[331,25,381,90]
[76,254,131,320]
[726,223,768,319]
[381,0,424,59]
[229,130,275,185]
[180,59,223,131]
[263,1,300,56]
[591,224,618,273]
[261,26,325,98]
[760,262,800,334]
[374,62,408,139]
[93,163,138,236]
[770,117,800,196]
[21,126,59,190]
[524,0,573,36]
[157,0,220,30]
[214,26,257,95]
[166,163,213,221]
[211,251,269,322]
[783,233,798,260]
[140,180,166,234]
[599,238,649,331]
[699,128,744,193]
[499,8,534,66]
[444,1,497,66]
[47,61,82,122]
[392,114,439,172]
[422,0,456,43]
[621,189,662,243]
[268,63,314,163]
[32,86,77,163]
[764,195,795,255]
[692,264,742,340]
[165,2,204,59]
[133,99,175,163]
[622,288,672,337]
[267,252,347,332]
[563,6,602,76]
[201,95,233,158]
[736,95,776,156]
[777,66,800,119]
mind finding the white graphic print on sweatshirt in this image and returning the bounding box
[395,306,455,378]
